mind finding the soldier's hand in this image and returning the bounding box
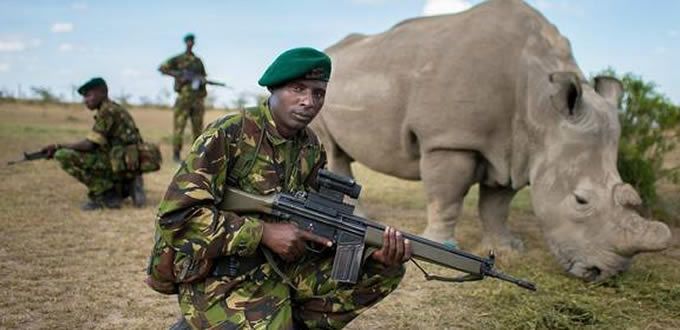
[261,222,333,262]
[371,226,412,268]
[41,144,60,159]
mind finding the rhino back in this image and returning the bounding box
[319,0,576,182]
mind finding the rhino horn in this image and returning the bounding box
[594,75,624,108]
[614,214,672,256]
[550,71,583,117]
[613,183,642,207]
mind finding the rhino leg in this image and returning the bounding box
[327,144,354,178]
[478,185,525,253]
[420,150,478,242]
[313,117,354,178]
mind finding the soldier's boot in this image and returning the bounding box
[81,189,122,211]
[80,199,103,211]
[130,175,146,208]
[168,317,191,330]
[173,149,181,163]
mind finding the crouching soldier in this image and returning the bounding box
[148,47,409,329]
[41,77,161,210]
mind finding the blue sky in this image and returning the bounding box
[0,0,678,107]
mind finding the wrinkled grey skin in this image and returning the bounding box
[311,0,672,281]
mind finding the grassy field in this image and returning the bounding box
[1,101,678,329]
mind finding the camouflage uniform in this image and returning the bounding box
[159,52,207,154]
[54,99,142,198]
[155,104,405,329]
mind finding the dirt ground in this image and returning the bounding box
[1,101,679,329]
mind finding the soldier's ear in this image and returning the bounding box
[594,76,624,108]
[550,71,583,118]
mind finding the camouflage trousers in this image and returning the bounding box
[178,251,405,329]
[54,148,131,197]
[173,91,205,153]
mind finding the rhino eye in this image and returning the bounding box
[574,193,589,205]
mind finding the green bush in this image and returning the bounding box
[595,69,680,217]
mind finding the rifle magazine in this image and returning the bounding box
[330,232,365,284]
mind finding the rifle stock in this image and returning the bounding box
[219,170,536,291]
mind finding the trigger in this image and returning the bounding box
[305,241,328,254]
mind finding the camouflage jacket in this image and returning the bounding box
[155,103,326,265]
[159,52,207,96]
[85,99,142,152]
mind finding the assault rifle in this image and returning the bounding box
[7,149,50,165]
[169,70,229,90]
[220,169,537,291]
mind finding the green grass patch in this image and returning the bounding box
[475,255,680,329]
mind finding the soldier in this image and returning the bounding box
[159,33,209,162]
[41,77,146,210]
[153,47,411,329]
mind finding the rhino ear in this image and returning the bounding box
[550,71,583,117]
[594,76,624,108]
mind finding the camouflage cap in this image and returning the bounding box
[184,33,195,42]
[77,77,107,96]
[258,47,331,87]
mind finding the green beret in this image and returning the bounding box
[258,47,331,87]
[77,77,107,96]
[184,33,195,42]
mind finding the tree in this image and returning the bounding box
[30,86,61,103]
[595,69,680,215]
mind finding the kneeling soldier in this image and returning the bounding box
[42,77,148,210]
[152,47,410,329]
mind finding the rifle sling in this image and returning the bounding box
[262,247,299,291]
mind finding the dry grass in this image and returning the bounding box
[1,101,678,330]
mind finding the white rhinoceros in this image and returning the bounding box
[311,0,672,281]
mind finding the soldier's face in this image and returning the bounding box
[269,79,327,138]
[83,88,106,110]
[185,40,194,51]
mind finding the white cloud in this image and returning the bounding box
[0,37,42,52]
[422,0,472,16]
[0,40,25,52]
[0,63,10,72]
[58,43,73,52]
[51,22,74,33]
[71,2,88,10]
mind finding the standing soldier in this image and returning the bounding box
[149,47,410,329]
[159,33,208,162]
[41,77,147,210]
